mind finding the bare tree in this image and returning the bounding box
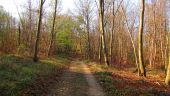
[48,0,58,57]
[138,0,146,77]
[109,0,123,63]
[33,0,46,62]
[165,0,170,86]
[18,23,21,46]
[121,5,139,75]
[99,0,109,66]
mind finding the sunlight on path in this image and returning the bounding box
[49,61,105,96]
[82,63,105,96]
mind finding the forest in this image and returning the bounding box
[0,0,170,96]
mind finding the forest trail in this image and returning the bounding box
[49,60,105,96]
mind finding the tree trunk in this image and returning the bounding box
[165,53,170,85]
[98,34,101,60]
[48,0,58,57]
[33,0,45,62]
[87,14,91,59]
[18,23,21,46]
[165,18,170,85]
[109,1,115,64]
[138,0,146,77]
[99,0,109,66]
[165,20,169,73]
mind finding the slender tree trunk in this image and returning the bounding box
[99,0,109,66]
[165,43,170,85]
[109,0,123,64]
[153,2,157,68]
[138,0,146,77]
[149,39,154,68]
[18,23,21,46]
[78,32,82,56]
[165,39,168,73]
[99,35,102,63]
[165,13,170,85]
[161,41,164,67]
[33,0,45,62]
[48,0,58,57]
[86,15,91,59]
[121,6,139,75]
[98,35,101,60]
[109,1,115,64]
[28,0,33,56]
[165,20,169,73]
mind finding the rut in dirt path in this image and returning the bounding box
[49,61,105,96]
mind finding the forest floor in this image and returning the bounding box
[88,62,170,96]
[1,55,170,96]
[0,55,105,96]
[0,55,70,96]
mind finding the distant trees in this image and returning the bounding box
[15,0,37,56]
[121,5,139,74]
[0,6,17,53]
[74,0,94,59]
[109,0,123,64]
[55,15,80,54]
[144,0,168,70]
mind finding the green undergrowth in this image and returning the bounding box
[0,55,70,96]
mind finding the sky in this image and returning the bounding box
[0,0,75,18]
[0,0,139,19]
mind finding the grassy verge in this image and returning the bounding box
[0,55,70,96]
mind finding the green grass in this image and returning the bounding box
[0,55,70,96]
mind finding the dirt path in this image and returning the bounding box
[49,61,105,96]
